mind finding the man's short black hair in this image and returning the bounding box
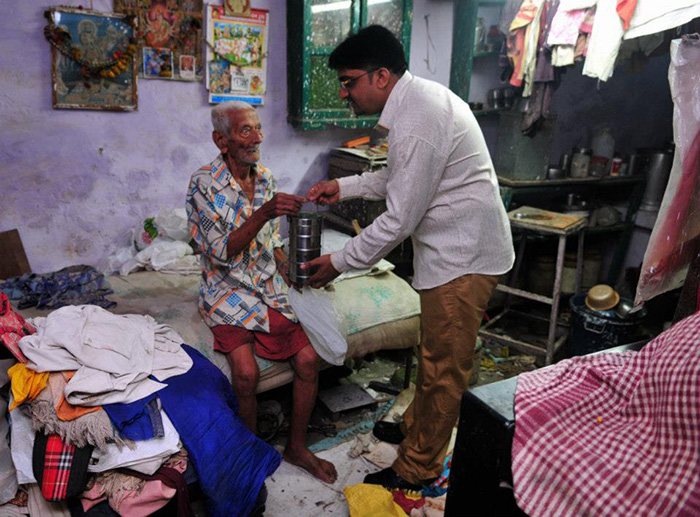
[329,25,408,74]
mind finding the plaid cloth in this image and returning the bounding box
[32,433,92,501]
[512,311,700,517]
[0,292,32,362]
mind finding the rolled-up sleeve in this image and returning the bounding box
[331,136,448,272]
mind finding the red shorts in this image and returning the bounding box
[211,308,311,361]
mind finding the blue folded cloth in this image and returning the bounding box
[103,394,164,441]
[156,346,281,517]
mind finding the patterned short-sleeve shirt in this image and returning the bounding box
[186,155,296,332]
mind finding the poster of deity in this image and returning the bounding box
[206,5,268,104]
[115,0,203,81]
[47,7,137,110]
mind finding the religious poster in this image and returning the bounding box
[114,0,203,82]
[45,7,138,111]
[205,5,269,105]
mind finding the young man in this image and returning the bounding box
[187,101,337,484]
[305,26,514,490]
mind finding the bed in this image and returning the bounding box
[102,269,421,392]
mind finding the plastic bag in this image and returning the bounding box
[154,208,190,242]
[636,36,700,305]
[288,287,348,366]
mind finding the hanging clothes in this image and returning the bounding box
[616,0,639,30]
[582,0,625,81]
[508,0,545,89]
[547,7,587,66]
[625,0,700,40]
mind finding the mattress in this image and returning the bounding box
[103,270,420,393]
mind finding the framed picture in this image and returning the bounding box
[115,0,204,82]
[47,7,138,111]
[205,5,269,105]
[143,47,174,79]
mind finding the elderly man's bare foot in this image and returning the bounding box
[284,446,338,484]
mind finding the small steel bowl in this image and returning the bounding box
[585,284,620,312]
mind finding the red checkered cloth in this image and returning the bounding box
[512,311,700,517]
[33,433,92,501]
[38,434,76,501]
[0,292,32,363]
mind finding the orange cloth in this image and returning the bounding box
[53,371,102,421]
[617,0,639,30]
[8,363,49,411]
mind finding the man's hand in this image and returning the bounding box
[260,193,306,220]
[306,180,340,206]
[302,254,341,289]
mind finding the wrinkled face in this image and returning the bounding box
[337,68,381,116]
[221,108,263,167]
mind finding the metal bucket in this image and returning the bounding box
[287,211,322,286]
[566,294,647,356]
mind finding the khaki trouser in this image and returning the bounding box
[393,273,499,484]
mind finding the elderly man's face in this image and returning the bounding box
[224,108,263,167]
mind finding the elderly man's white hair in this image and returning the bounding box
[211,101,255,136]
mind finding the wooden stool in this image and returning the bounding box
[479,207,587,365]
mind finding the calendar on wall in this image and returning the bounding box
[205,5,269,105]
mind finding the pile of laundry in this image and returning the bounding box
[0,293,280,516]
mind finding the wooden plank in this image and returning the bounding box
[0,229,31,279]
[509,206,586,233]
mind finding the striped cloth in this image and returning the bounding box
[512,311,700,517]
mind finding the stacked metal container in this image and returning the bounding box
[287,212,322,288]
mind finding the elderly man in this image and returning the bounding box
[186,101,337,484]
[306,26,514,490]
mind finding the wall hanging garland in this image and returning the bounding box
[43,9,138,85]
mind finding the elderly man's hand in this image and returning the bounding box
[302,254,340,289]
[261,193,305,220]
[306,180,340,206]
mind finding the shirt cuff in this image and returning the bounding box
[330,250,350,273]
[337,175,363,200]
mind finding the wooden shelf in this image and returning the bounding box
[497,175,645,187]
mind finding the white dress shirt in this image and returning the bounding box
[331,72,514,290]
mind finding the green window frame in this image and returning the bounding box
[287,0,413,131]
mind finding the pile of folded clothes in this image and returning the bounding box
[0,292,280,516]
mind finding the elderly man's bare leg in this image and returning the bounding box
[283,345,338,484]
[226,345,260,433]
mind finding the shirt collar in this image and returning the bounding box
[377,71,413,133]
[210,154,261,193]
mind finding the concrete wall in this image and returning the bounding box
[0,0,672,274]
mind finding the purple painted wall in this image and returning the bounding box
[0,0,671,274]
